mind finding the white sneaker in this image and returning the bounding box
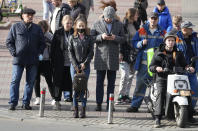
[51,99,56,105]
[34,97,40,105]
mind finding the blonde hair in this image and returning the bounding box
[172,15,182,25]
[61,15,73,26]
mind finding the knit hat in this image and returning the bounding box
[163,29,177,42]
[103,6,115,19]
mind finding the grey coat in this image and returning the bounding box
[91,18,125,71]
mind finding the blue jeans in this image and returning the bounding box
[96,70,116,105]
[43,0,54,20]
[131,64,151,108]
[70,64,90,107]
[9,64,37,106]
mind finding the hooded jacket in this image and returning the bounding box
[153,6,173,32]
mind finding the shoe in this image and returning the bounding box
[51,99,56,105]
[73,107,79,118]
[21,104,32,110]
[123,95,131,103]
[115,95,125,105]
[126,106,138,112]
[193,109,198,116]
[34,97,40,105]
[53,101,61,110]
[188,117,197,123]
[9,105,16,111]
[95,104,102,111]
[80,107,86,118]
[64,98,72,102]
[154,118,161,128]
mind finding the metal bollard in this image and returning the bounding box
[108,93,114,124]
[39,87,46,117]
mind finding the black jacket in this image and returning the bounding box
[68,34,94,68]
[70,3,86,20]
[149,44,187,82]
[50,3,71,32]
[6,21,45,65]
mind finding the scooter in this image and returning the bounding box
[144,56,198,128]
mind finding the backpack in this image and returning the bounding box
[72,71,88,99]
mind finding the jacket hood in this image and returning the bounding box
[153,6,169,15]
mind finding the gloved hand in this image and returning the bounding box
[39,54,43,61]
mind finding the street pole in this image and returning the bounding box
[108,93,114,124]
[39,87,46,117]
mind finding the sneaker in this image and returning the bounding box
[126,106,138,112]
[9,105,16,111]
[51,99,56,105]
[21,104,32,110]
[124,95,131,103]
[115,95,125,105]
[53,101,61,110]
[34,97,40,105]
[95,104,102,111]
[154,118,161,128]
[64,98,72,102]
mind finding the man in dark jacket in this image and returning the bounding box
[149,31,194,127]
[50,0,70,34]
[67,0,85,20]
[6,8,45,110]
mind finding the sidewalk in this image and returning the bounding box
[0,0,198,130]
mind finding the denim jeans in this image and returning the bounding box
[131,64,151,108]
[188,73,198,108]
[43,0,54,20]
[96,70,116,105]
[70,64,90,107]
[9,64,37,106]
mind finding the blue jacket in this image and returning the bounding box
[176,31,198,73]
[153,6,173,32]
[132,22,165,70]
[6,21,45,65]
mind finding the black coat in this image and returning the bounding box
[51,27,73,88]
[6,21,45,65]
[149,44,187,82]
[70,3,86,20]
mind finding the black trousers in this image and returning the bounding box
[34,61,54,98]
[153,81,167,117]
[53,66,72,101]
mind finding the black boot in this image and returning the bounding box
[154,116,161,128]
[95,104,102,111]
[80,107,86,118]
[73,107,79,118]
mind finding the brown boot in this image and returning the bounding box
[73,107,79,118]
[80,107,86,118]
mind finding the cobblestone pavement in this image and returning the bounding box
[0,0,198,130]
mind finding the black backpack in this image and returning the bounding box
[72,72,88,99]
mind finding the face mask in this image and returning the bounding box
[77,28,85,33]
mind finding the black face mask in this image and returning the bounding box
[77,28,86,33]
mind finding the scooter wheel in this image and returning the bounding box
[174,104,188,128]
